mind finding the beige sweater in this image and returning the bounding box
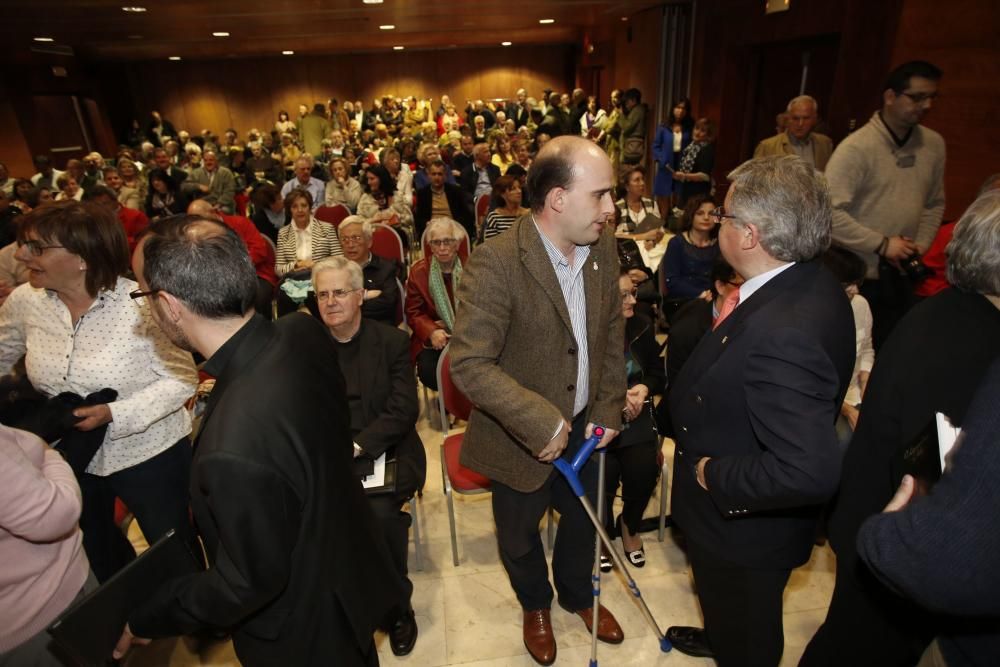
[825,112,945,277]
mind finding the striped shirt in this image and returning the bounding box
[534,220,591,417]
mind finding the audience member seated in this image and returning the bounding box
[30,155,64,191]
[151,148,188,185]
[358,164,415,247]
[451,135,475,179]
[405,217,463,391]
[116,158,148,207]
[54,174,82,202]
[102,167,140,210]
[188,199,277,319]
[249,182,285,243]
[275,189,343,316]
[0,201,198,583]
[658,194,720,319]
[459,143,500,204]
[82,185,150,255]
[482,175,528,242]
[490,134,515,176]
[145,168,191,220]
[245,143,281,187]
[381,148,414,210]
[673,118,716,206]
[338,216,400,325]
[415,160,473,242]
[820,246,874,449]
[188,150,237,214]
[323,157,363,213]
[802,189,1000,667]
[615,166,661,230]
[0,188,21,247]
[310,256,425,656]
[412,143,456,190]
[280,156,326,211]
[0,162,13,197]
[598,269,665,572]
[0,424,98,666]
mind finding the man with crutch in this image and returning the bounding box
[450,135,626,666]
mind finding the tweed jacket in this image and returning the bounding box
[753,132,834,171]
[450,215,626,492]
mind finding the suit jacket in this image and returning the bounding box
[129,315,404,667]
[459,162,500,199]
[753,132,834,171]
[668,261,855,569]
[188,166,238,214]
[414,183,474,241]
[352,320,427,498]
[361,254,401,325]
[450,219,626,492]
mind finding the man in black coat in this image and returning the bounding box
[116,217,405,667]
[459,145,500,210]
[664,156,855,666]
[416,160,474,241]
[339,215,402,325]
[312,255,428,656]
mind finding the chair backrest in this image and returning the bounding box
[315,204,350,227]
[436,345,473,422]
[394,277,405,327]
[421,225,470,263]
[371,222,406,267]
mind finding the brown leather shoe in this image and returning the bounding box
[523,609,557,665]
[576,604,624,644]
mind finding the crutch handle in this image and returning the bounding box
[553,425,606,497]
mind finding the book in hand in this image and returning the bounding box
[352,450,397,496]
[48,529,201,667]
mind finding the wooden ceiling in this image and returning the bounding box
[5,0,665,62]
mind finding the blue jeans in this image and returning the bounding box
[79,438,196,582]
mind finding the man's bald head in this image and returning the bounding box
[186,198,223,220]
[527,135,608,213]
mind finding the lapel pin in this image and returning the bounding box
[721,336,728,344]
[592,261,598,271]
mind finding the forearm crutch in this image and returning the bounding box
[553,427,672,665]
[589,447,606,667]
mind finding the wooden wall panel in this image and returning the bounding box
[118,45,574,139]
[0,78,34,178]
[890,0,1000,218]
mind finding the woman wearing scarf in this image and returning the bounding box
[674,117,717,206]
[404,217,464,391]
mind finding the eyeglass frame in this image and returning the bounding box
[709,206,740,225]
[340,233,368,245]
[128,288,160,301]
[315,287,363,302]
[428,237,458,248]
[17,240,65,256]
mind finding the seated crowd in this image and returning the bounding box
[2,61,1000,667]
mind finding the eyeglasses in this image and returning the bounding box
[340,234,366,244]
[128,288,160,301]
[620,289,638,300]
[900,91,939,104]
[316,288,362,302]
[429,238,457,248]
[17,240,65,256]
[709,207,740,225]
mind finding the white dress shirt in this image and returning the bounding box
[737,262,795,305]
[294,223,313,261]
[0,277,197,476]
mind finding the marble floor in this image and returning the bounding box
[122,402,835,667]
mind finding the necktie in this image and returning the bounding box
[712,290,741,330]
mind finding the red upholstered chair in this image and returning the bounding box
[314,203,351,228]
[474,193,491,240]
[371,222,406,271]
[421,226,470,264]
[436,345,492,566]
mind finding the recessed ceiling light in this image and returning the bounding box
[121,6,146,12]
[380,24,395,30]
[363,0,383,3]
[501,41,512,46]
[621,16,628,21]
[169,56,181,60]
[393,45,405,50]
[282,50,294,55]
[212,31,230,37]
[539,18,555,24]
[33,36,55,42]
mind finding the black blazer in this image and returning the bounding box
[129,315,404,667]
[414,182,474,241]
[352,319,427,499]
[829,288,1000,576]
[668,261,855,569]
[459,163,500,201]
[361,254,402,325]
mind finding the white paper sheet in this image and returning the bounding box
[361,452,387,489]
[936,412,961,473]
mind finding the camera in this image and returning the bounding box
[901,253,932,282]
